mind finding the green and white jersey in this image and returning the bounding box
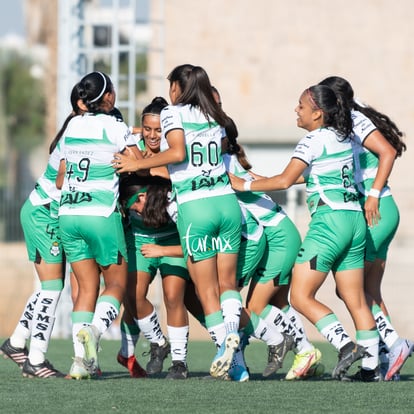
[29,143,62,205]
[59,113,130,217]
[240,203,264,242]
[137,138,145,152]
[223,153,287,227]
[351,109,391,197]
[160,104,234,204]
[293,127,361,215]
[28,144,62,218]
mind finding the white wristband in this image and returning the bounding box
[128,125,134,133]
[368,188,380,198]
[243,181,252,191]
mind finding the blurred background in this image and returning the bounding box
[0,0,413,341]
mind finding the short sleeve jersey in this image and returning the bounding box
[29,143,62,206]
[239,203,264,242]
[59,113,130,217]
[292,127,361,215]
[223,153,287,227]
[160,104,234,204]
[351,109,391,197]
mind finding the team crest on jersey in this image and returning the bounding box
[50,242,60,257]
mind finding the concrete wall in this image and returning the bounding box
[150,0,414,340]
[149,0,414,243]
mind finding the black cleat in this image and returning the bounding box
[342,367,380,382]
[332,343,366,379]
[144,340,170,375]
[22,359,65,378]
[0,338,28,368]
[165,361,188,379]
[263,333,294,377]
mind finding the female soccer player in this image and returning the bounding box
[113,64,243,379]
[319,76,412,381]
[0,84,85,378]
[119,174,190,379]
[58,71,133,379]
[230,84,380,381]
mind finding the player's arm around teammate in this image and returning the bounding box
[230,84,380,382]
[113,64,243,380]
[319,76,412,381]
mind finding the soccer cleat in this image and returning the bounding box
[67,356,91,380]
[117,352,147,378]
[165,361,189,380]
[332,342,366,380]
[392,371,401,381]
[263,333,294,378]
[379,361,388,379]
[285,347,322,380]
[228,363,249,382]
[144,339,171,375]
[341,367,381,382]
[303,362,325,379]
[379,361,400,381]
[77,325,100,376]
[384,338,414,381]
[379,345,389,379]
[378,344,401,381]
[210,332,240,379]
[228,333,250,382]
[0,338,28,368]
[22,359,65,378]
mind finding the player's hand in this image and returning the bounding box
[112,147,140,173]
[364,196,381,227]
[141,244,163,258]
[228,172,246,192]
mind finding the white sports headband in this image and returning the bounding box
[89,72,107,103]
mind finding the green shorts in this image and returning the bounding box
[20,199,63,264]
[59,210,127,266]
[177,194,242,262]
[296,206,366,272]
[237,234,267,288]
[361,195,400,261]
[253,216,302,286]
[126,231,189,281]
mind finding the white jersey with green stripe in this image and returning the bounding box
[29,143,62,206]
[160,104,234,204]
[293,126,361,215]
[137,138,145,152]
[239,203,264,242]
[59,113,130,217]
[351,109,391,197]
[223,153,287,227]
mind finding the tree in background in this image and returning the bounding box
[0,49,46,241]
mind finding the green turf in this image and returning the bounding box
[1,338,413,413]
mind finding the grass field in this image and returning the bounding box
[1,338,413,414]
